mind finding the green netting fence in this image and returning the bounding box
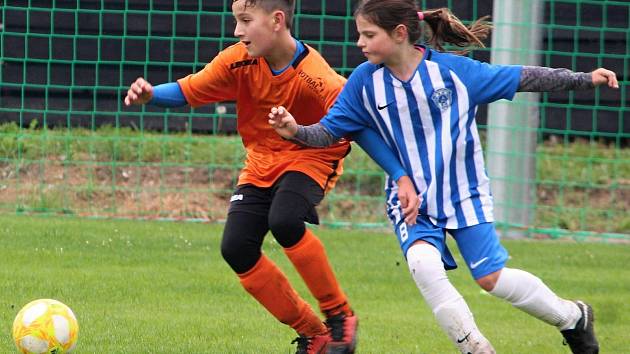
[1,0,628,240]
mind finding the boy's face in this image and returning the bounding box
[232,0,277,57]
[355,14,397,65]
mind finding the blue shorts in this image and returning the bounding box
[392,215,508,279]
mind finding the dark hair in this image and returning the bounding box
[354,0,492,54]
[235,0,296,29]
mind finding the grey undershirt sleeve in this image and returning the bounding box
[518,66,594,92]
[291,123,339,148]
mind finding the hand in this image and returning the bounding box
[124,77,154,106]
[397,175,420,225]
[591,68,619,89]
[268,106,298,139]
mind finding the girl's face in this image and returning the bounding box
[232,0,277,57]
[355,14,398,65]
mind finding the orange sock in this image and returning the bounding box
[238,254,327,336]
[284,228,352,317]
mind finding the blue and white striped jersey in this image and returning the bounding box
[321,46,522,229]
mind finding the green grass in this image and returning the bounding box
[1,123,628,236]
[1,215,628,353]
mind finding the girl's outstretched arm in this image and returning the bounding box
[269,107,421,224]
[293,124,339,147]
[269,106,340,147]
[518,66,618,92]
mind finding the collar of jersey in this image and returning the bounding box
[384,44,429,88]
[260,40,310,82]
[269,38,305,75]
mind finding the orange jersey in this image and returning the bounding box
[178,42,350,192]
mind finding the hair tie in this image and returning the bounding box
[417,11,424,21]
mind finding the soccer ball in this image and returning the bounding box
[12,299,79,354]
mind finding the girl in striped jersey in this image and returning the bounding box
[269,1,618,353]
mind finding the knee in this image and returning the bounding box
[220,238,239,266]
[220,236,259,274]
[406,242,447,285]
[268,209,304,247]
[475,270,502,291]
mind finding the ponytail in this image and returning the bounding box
[355,1,491,54]
[420,8,491,54]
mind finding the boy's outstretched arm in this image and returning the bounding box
[124,79,188,108]
[125,77,154,106]
[518,66,618,92]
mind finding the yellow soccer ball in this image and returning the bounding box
[12,299,79,354]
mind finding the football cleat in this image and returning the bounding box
[560,301,599,354]
[292,332,332,354]
[325,313,358,354]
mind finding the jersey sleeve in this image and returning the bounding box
[322,71,348,112]
[177,49,237,108]
[351,128,407,181]
[319,66,372,139]
[446,54,522,105]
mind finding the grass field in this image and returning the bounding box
[1,123,628,235]
[1,215,629,353]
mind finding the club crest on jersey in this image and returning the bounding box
[431,88,452,112]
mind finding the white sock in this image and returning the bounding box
[407,243,494,354]
[489,267,581,330]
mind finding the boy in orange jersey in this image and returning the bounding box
[124,1,358,353]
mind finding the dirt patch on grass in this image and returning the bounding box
[1,161,628,235]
